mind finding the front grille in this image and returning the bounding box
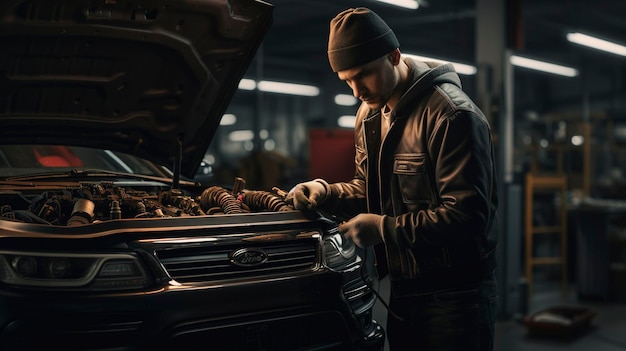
[156,238,320,283]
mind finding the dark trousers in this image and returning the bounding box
[386,271,498,351]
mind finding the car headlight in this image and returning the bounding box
[323,226,382,346]
[323,227,358,270]
[0,251,150,291]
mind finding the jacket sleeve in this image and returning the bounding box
[319,106,370,219]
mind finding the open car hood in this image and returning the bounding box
[0,0,272,178]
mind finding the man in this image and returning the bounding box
[286,7,499,351]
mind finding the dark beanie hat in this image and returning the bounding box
[328,7,400,72]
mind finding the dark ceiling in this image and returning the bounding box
[252,0,626,88]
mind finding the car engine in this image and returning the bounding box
[0,178,293,226]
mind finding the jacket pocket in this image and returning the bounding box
[393,153,435,203]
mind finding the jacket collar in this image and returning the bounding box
[357,57,461,123]
[392,58,461,119]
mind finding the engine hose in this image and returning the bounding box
[199,186,244,214]
[240,191,292,212]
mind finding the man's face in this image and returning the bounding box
[337,54,397,110]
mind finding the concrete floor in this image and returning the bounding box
[372,278,626,351]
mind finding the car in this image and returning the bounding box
[0,0,384,350]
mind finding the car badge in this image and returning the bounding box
[230,248,268,267]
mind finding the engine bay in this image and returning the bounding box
[0,178,293,226]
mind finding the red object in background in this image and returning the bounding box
[33,145,84,167]
[523,306,596,339]
[308,129,355,183]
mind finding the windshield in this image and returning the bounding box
[0,145,169,178]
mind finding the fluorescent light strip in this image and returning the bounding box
[509,55,578,77]
[238,79,319,96]
[238,79,256,90]
[403,54,477,75]
[376,0,419,9]
[220,113,237,126]
[228,130,254,142]
[257,81,320,96]
[567,32,626,57]
[334,94,358,106]
[338,115,357,128]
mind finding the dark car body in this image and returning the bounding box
[0,0,384,350]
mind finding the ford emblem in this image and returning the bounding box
[230,248,268,267]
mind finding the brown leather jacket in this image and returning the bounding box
[321,58,498,295]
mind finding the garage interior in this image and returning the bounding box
[198,0,626,350]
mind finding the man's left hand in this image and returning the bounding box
[338,213,385,248]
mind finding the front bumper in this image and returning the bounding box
[1,268,383,351]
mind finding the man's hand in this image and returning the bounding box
[338,213,385,248]
[285,179,329,210]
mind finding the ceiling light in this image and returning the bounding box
[257,80,320,96]
[264,139,276,151]
[239,78,319,96]
[376,0,419,9]
[338,115,356,128]
[220,113,237,126]
[228,130,254,142]
[335,94,358,106]
[567,32,626,57]
[403,54,477,75]
[509,55,578,77]
[238,79,256,90]
[203,154,215,164]
[571,135,584,146]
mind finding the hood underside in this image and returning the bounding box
[0,0,273,178]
